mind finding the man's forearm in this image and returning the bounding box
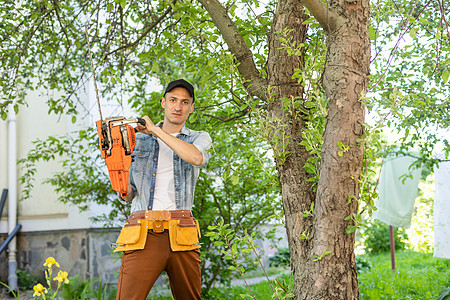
[151,127,204,166]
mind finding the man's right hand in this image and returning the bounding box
[135,116,156,135]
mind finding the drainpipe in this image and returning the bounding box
[8,103,18,291]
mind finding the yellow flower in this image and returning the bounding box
[43,257,60,269]
[33,283,47,297]
[53,270,69,284]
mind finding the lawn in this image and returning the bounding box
[358,250,450,299]
[187,250,450,300]
[3,250,447,299]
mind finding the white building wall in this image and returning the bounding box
[0,77,160,283]
[0,86,93,233]
[0,76,156,233]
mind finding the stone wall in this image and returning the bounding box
[0,228,121,286]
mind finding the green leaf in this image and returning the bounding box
[409,28,417,39]
[214,241,224,246]
[152,61,159,73]
[72,116,77,124]
[346,226,356,234]
[322,250,333,257]
[137,52,149,60]
[368,26,378,41]
[442,71,449,84]
[222,169,230,179]
[230,174,239,185]
[348,195,357,203]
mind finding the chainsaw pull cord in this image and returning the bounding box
[84,25,103,122]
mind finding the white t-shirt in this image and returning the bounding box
[152,134,177,210]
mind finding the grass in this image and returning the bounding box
[200,272,294,300]
[9,250,445,299]
[358,250,450,299]
[243,267,288,279]
[146,268,292,300]
[198,250,450,300]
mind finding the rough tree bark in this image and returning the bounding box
[199,0,370,298]
[266,1,318,299]
[301,0,370,299]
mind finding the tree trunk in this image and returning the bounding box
[268,0,370,298]
[201,0,369,297]
[266,1,317,298]
[302,0,370,299]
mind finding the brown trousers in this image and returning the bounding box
[116,230,201,300]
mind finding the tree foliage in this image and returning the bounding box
[2,0,449,298]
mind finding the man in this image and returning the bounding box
[116,79,212,300]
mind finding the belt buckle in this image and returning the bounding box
[152,219,164,233]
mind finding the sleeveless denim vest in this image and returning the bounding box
[129,125,210,212]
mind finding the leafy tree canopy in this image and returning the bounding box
[1,0,449,297]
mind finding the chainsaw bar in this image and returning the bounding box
[85,25,146,197]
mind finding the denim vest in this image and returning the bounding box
[128,125,212,213]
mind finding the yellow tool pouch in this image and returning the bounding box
[168,219,201,252]
[113,220,148,253]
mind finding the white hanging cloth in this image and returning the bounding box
[434,159,450,259]
[373,155,422,228]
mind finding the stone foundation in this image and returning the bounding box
[0,228,121,286]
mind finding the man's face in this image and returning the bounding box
[162,87,194,126]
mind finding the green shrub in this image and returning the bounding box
[60,275,91,300]
[269,248,290,267]
[60,275,115,300]
[363,219,408,254]
[355,256,371,273]
[16,269,40,290]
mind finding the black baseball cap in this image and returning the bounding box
[164,79,195,102]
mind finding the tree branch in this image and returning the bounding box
[204,106,250,122]
[103,4,174,60]
[197,0,268,100]
[51,0,70,43]
[299,0,342,32]
[438,0,450,43]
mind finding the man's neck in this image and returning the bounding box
[161,120,185,134]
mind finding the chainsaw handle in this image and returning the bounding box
[134,118,147,133]
[137,118,146,126]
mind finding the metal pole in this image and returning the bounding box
[0,189,7,216]
[389,225,396,270]
[0,224,22,254]
[8,103,18,291]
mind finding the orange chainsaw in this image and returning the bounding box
[85,25,145,197]
[96,117,145,197]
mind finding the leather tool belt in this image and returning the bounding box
[113,210,201,253]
